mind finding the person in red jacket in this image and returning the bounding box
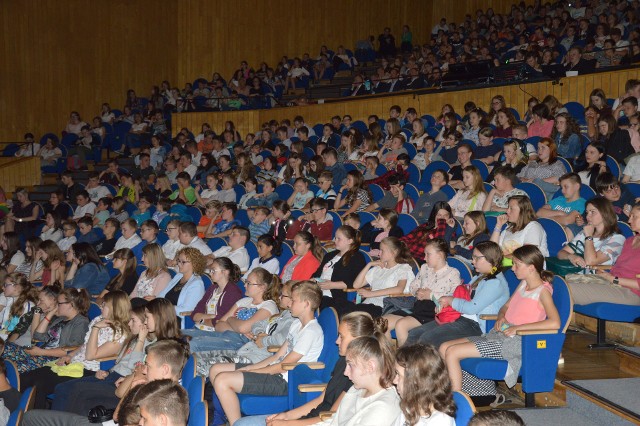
[280,231,323,281]
[286,198,334,241]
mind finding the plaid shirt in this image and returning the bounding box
[400,219,456,260]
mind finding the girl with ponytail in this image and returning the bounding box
[352,237,416,316]
[321,324,400,425]
[183,266,280,353]
[236,312,392,426]
[441,244,560,398]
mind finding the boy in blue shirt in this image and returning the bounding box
[537,172,586,239]
[248,206,270,244]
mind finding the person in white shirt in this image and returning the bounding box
[314,330,400,426]
[211,281,324,426]
[212,227,251,273]
[112,218,142,255]
[175,221,213,266]
[72,191,96,221]
[179,152,197,180]
[57,221,78,253]
[392,345,456,426]
[85,172,112,203]
[162,220,184,263]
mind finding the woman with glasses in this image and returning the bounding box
[158,247,206,326]
[64,242,110,296]
[2,287,90,373]
[184,266,280,353]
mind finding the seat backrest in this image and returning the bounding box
[276,242,294,274]
[447,257,472,284]
[187,400,208,426]
[369,184,385,202]
[502,268,522,295]
[187,376,205,409]
[206,237,228,252]
[19,386,36,412]
[397,214,419,235]
[181,354,197,389]
[245,241,259,263]
[316,308,340,382]
[357,211,376,225]
[4,360,19,390]
[275,183,294,200]
[537,218,568,257]
[88,302,102,320]
[7,410,23,426]
[551,275,573,333]
[618,221,633,238]
[453,391,476,426]
[404,183,420,203]
[515,182,547,210]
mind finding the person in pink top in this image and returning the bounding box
[527,103,555,138]
[440,244,560,397]
[568,203,640,306]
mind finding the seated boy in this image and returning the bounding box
[286,198,333,241]
[210,173,237,203]
[131,194,153,226]
[248,206,271,244]
[93,197,111,228]
[211,281,324,426]
[205,202,241,239]
[58,220,78,252]
[364,156,379,180]
[169,172,197,205]
[512,124,538,162]
[175,221,214,266]
[246,179,280,208]
[85,171,112,204]
[73,190,96,221]
[211,226,251,273]
[132,220,160,262]
[77,216,102,244]
[537,172,586,239]
[366,174,415,214]
[596,172,638,222]
[152,197,170,226]
[198,200,222,238]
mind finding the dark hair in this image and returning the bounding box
[468,410,525,426]
[336,225,361,266]
[60,288,91,315]
[145,298,181,339]
[512,245,554,283]
[70,242,104,268]
[257,234,281,257]
[595,172,619,195]
[295,231,324,261]
[212,256,242,284]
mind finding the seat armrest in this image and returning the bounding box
[387,292,412,297]
[319,412,335,421]
[589,265,611,270]
[267,345,281,353]
[282,362,325,371]
[343,288,360,293]
[179,311,193,316]
[479,314,498,320]
[516,329,559,336]
[298,383,327,393]
[96,355,119,362]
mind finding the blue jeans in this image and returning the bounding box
[50,371,122,414]
[181,329,250,352]
[234,415,270,426]
[404,316,483,348]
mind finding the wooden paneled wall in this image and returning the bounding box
[172,69,639,138]
[0,157,41,192]
[0,0,549,142]
[0,0,178,141]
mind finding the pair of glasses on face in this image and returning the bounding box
[176,259,191,265]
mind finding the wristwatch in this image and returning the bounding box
[585,236,594,241]
[613,276,620,285]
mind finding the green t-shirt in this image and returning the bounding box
[170,187,197,205]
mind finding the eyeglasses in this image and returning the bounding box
[58,301,71,305]
[4,282,17,287]
[167,227,178,231]
[603,185,620,193]
[245,281,264,287]
[280,294,291,299]
[472,255,486,261]
[210,268,222,273]
[177,259,191,265]
[310,208,325,213]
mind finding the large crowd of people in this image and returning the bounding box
[1,1,640,425]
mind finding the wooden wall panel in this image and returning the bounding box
[172,69,638,137]
[0,158,41,192]
[0,0,178,141]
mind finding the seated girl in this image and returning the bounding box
[400,202,457,262]
[441,245,560,400]
[21,290,131,409]
[335,170,373,216]
[287,177,315,210]
[490,196,549,262]
[130,243,171,300]
[451,211,490,263]
[558,197,625,273]
[352,237,416,317]
[2,287,90,373]
[406,241,510,349]
[0,273,38,345]
[184,266,278,353]
[360,208,404,258]
[317,333,400,425]
[449,166,488,220]
[280,231,323,281]
[314,226,367,314]
[243,234,281,279]
[394,345,457,425]
[383,239,461,346]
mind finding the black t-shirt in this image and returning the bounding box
[303,357,352,419]
[612,187,636,222]
[96,238,117,256]
[0,387,22,412]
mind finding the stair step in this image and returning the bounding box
[511,407,605,426]
[563,379,640,424]
[616,347,640,376]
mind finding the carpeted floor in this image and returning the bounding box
[566,378,640,416]
[511,408,603,426]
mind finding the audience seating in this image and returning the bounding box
[453,391,476,426]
